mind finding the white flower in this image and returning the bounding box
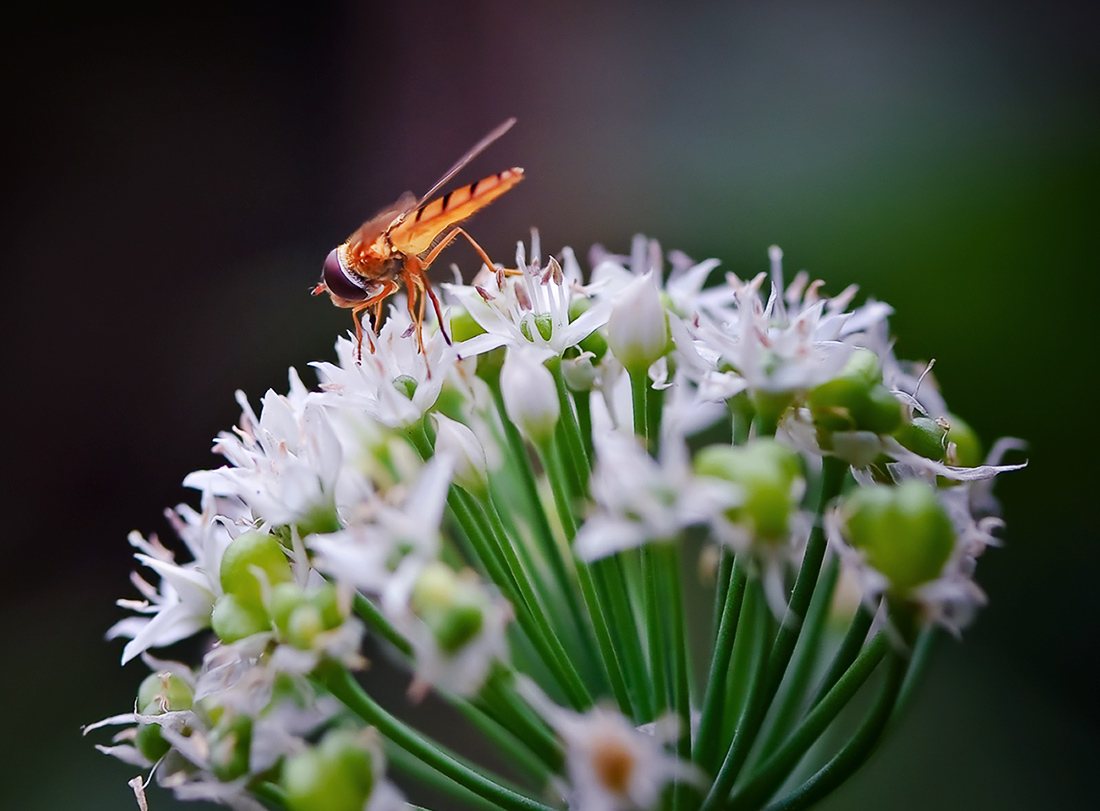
[445,231,611,359]
[606,271,669,371]
[312,305,456,429]
[308,454,454,594]
[500,345,561,444]
[574,428,739,561]
[519,679,701,811]
[688,247,893,398]
[184,373,345,531]
[108,492,241,664]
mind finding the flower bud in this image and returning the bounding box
[606,272,670,372]
[219,531,294,611]
[433,414,489,494]
[135,671,194,762]
[808,348,902,435]
[893,416,947,461]
[695,439,802,542]
[211,592,270,643]
[208,714,253,782]
[449,308,485,343]
[282,729,375,811]
[410,562,486,655]
[500,348,560,445]
[944,413,982,467]
[841,480,955,594]
[137,672,193,715]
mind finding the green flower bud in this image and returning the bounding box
[410,563,486,655]
[211,592,270,643]
[808,349,902,434]
[393,374,418,400]
[219,531,293,610]
[945,413,982,467]
[135,721,171,762]
[286,603,326,650]
[695,439,802,541]
[894,416,948,462]
[842,480,956,593]
[297,507,342,538]
[448,308,485,343]
[135,671,194,763]
[282,730,375,811]
[519,312,555,343]
[208,714,252,782]
[137,672,193,715]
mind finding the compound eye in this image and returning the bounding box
[321,247,370,301]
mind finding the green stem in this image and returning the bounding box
[889,624,937,727]
[809,602,875,709]
[724,635,894,811]
[549,359,591,496]
[702,455,848,808]
[762,647,907,811]
[752,555,840,762]
[353,593,413,658]
[317,663,556,811]
[572,387,594,463]
[695,557,747,772]
[385,743,504,811]
[628,366,651,450]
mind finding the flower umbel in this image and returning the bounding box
[94,234,1023,811]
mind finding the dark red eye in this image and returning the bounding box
[321,248,371,302]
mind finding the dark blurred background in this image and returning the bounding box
[2,1,1097,808]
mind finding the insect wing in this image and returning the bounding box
[346,191,418,255]
[390,168,524,258]
[409,118,516,214]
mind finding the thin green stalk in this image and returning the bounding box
[592,556,652,722]
[448,695,557,784]
[628,366,650,449]
[762,648,907,811]
[253,782,288,810]
[712,549,735,640]
[641,543,670,715]
[317,663,556,811]
[353,593,413,658]
[724,635,893,811]
[453,489,591,709]
[489,381,591,652]
[695,557,747,772]
[572,387,594,463]
[752,555,840,762]
[889,624,937,727]
[549,359,591,495]
[658,541,692,810]
[702,456,848,808]
[809,603,875,709]
[386,743,504,811]
[711,579,770,781]
[479,670,565,769]
[538,435,635,716]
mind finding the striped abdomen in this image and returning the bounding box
[391,168,524,257]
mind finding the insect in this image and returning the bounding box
[314,118,524,358]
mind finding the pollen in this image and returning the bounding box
[592,737,636,794]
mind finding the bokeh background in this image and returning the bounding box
[3,1,1097,808]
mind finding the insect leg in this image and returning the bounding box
[419,226,501,274]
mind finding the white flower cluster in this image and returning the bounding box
[93,233,1022,811]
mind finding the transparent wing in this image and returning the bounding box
[410,118,516,213]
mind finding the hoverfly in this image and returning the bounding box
[314,118,523,358]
